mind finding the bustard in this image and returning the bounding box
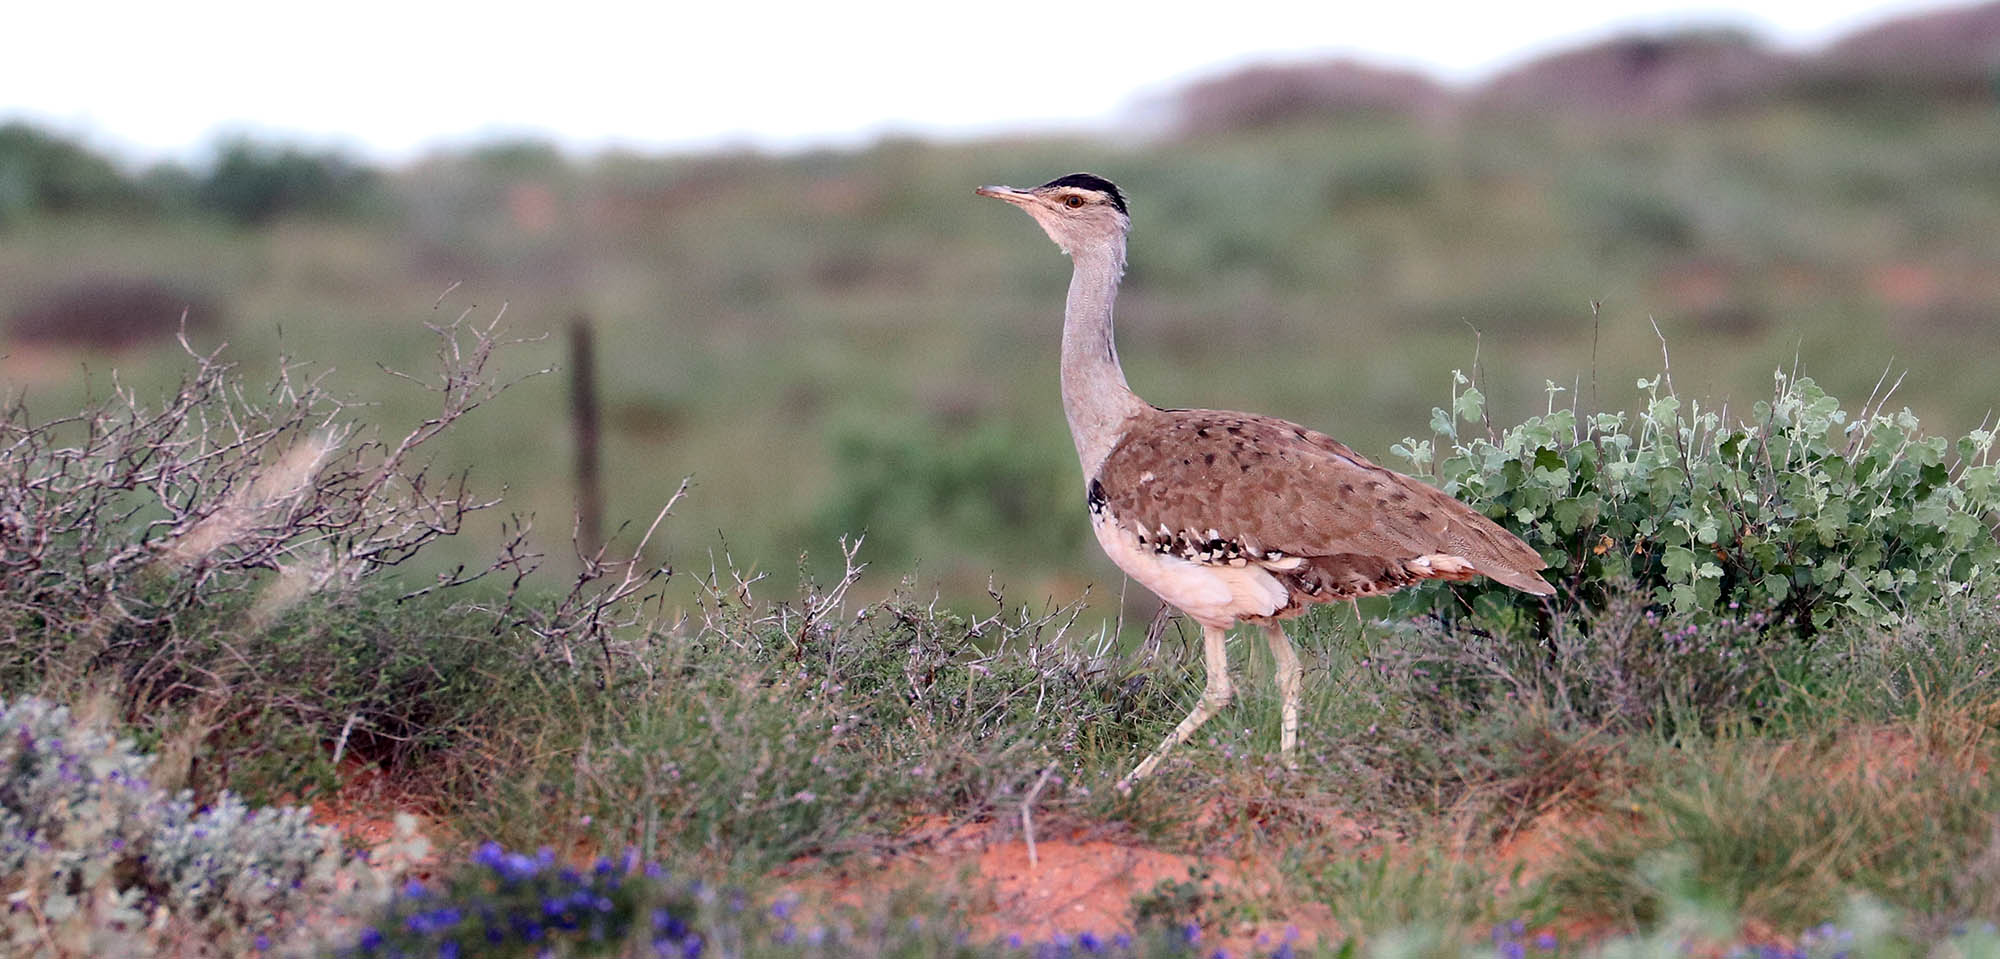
[977,173,1556,790]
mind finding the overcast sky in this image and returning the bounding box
[2,0,1964,164]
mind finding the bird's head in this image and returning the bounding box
[977,173,1129,258]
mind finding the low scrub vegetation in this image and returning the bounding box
[1,323,1997,957]
[0,123,380,227]
[0,694,342,955]
[12,94,2000,603]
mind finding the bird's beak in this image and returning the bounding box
[976,184,1035,207]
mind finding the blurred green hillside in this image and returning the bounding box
[4,71,2000,610]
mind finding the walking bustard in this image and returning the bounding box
[977,173,1556,791]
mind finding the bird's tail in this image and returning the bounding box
[1479,562,1557,596]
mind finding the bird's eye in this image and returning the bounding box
[1064,195,1086,209]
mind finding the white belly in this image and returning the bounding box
[1091,512,1288,628]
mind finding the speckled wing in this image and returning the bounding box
[1091,407,1555,607]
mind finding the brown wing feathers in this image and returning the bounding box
[1094,407,1555,607]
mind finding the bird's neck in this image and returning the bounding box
[1061,238,1146,478]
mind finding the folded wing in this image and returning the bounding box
[1092,407,1555,609]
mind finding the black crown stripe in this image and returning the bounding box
[1039,173,1127,214]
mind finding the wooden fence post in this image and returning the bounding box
[569,313,604,558]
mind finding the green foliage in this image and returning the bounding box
[196,138,379,224]
[1301,845,1537,947]
[1369,583,1789,743]
[12,104,2000,954]
[0,695,342,954]
[550,649,891,876]
[812,418,1084,572]
[1324,145,1434,210]
[1810,594,2000,718]
[191,590,556,802]
[1563,169,1696,252]
[0,320,584,808]
[1549,707,2000,931]
[516,584,1167,876]
[0,123,151,226]
[778,595,1146,756]
[0,123,377,228]
[10,102,2000,601]
[1392,367,2000,631]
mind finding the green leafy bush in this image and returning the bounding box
[1391,367,2000,630]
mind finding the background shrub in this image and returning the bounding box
[0,123,152,227]
[811,418,1084,574]
[195,139,380,225]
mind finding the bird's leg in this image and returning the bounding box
[1119,622,1232,791]
[1263,623,1302,769]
